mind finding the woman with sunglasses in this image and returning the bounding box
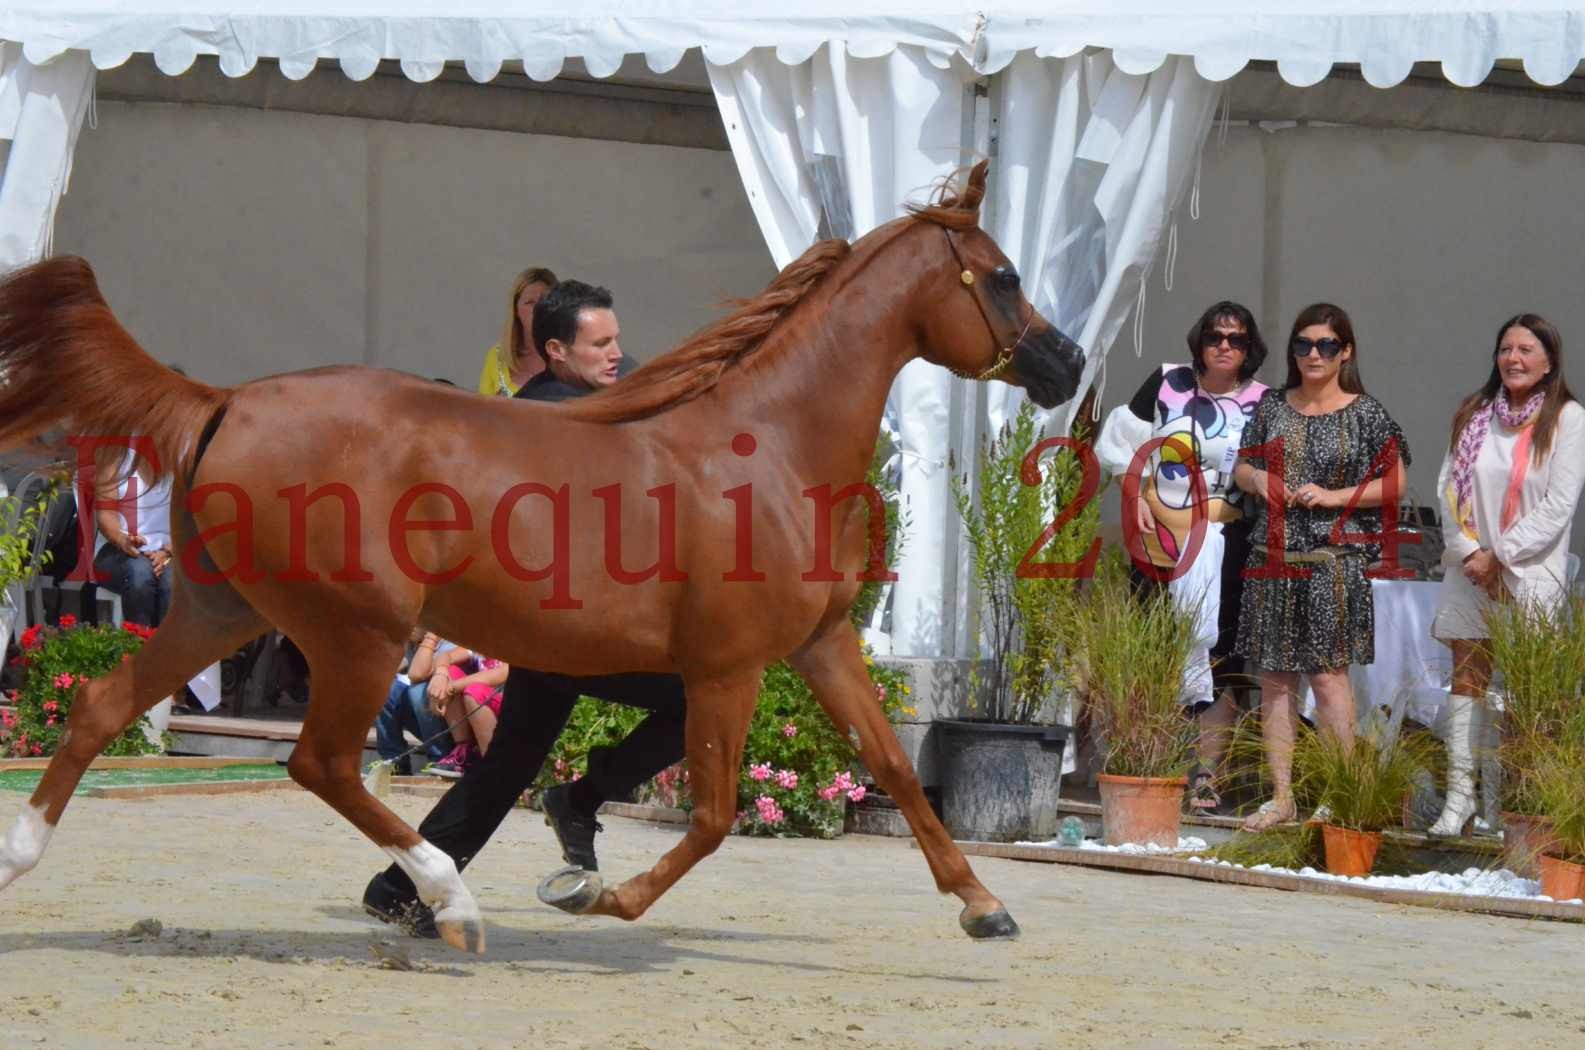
[1428,315,1582,836]
[1232,303,1411,831]
[1095,301,1270,812]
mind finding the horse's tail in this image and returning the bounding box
[0,255,229,482]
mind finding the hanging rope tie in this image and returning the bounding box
[1132,275,1148,357]
[1217,84,1232,148]
[1164,219,1180,293]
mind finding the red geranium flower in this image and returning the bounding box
[58,614,77,628]
[19,625,43,650]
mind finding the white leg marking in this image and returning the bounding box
[382,841,480,930]
[0,803,54,892]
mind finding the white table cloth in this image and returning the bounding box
[1297,579,1456,738]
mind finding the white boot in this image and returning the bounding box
[1476,696,1502,833]
[1430,692,1478,837]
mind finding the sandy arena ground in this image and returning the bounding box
[1,789,1581,1050]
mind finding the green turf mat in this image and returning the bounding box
[0,764,290,795]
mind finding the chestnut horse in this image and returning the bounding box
[0,163,1082,953]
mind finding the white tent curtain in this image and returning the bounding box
[986,52,1222,436]
[0,45,93,270]
[709,43,976,659]
[710,44,1219,656]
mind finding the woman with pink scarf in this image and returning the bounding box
[1429,314,1584,835]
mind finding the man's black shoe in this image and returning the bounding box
[362,871,439,939]
[541,783,602,871]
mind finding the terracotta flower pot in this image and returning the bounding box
[1538,855,1585,902]
[1097,773,1187,848]
[1501,811,1559,879]
[1321,824,1381,877]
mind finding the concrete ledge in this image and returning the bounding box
[949,840,1585,924]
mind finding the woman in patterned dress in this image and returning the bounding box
[1233,303,1411,831]
[1095,301,1270,811]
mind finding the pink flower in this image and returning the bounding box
[748,762,772,782]
[782,722,798,738]
[30,743,42,756]
[42,701,57,713]
[847,785,867,804]
[0,710,15,729]
[45,716,56,727]
[52,673,74,690]
[831,770,855,792]
[754,795,785,825]
[817,786,840,802]
[874,684,887,702]
[773,769,799,791]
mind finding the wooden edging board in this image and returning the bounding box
[948,840,1585,924]
[0,756,269,772]
[85,779,299,801]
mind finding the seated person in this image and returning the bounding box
[79,444,172,628]
[373,631,455,774]
[422,648,508,779]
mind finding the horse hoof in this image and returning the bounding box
[959,906,1021,940]
[436,915,486,955]
[537,864,603,915]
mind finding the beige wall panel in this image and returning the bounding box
[365,120,774,383]
[53,99,776,392]
[54,101,369,386]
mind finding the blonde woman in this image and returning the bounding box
[477,266,558,397]
[1429,314,1583,835]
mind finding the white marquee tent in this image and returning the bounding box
[4,3,1584,662]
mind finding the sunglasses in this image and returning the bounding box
[1202,331,1251,353]
[1290,336,1345,360]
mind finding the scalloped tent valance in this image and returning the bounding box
[3,3,1585,89]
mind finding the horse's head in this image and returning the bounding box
[909,162,1085,409]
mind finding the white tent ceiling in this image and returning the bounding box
[7,3,1585,88]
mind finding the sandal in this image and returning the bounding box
[1187,768,1222,814]
[1240,798,1297,833]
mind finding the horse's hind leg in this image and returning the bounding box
[285,632,484,954]
[0,592,268,893]
[579,667,762,922]
[788,619,1019,939]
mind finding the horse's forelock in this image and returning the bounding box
[906,163,986,231]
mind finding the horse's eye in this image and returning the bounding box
[993,268,1021,293]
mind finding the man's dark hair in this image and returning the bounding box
[532,280,614,363]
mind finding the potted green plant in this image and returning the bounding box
[0,481,57,661]
[1292,722,1431,877]
[938,401,1097,842]
[1059,551,1199,847]
[1531,736,1585,900]
[1483,594,1585,876]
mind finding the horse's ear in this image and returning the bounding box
[969,160,989,195]
[962,160,989,215]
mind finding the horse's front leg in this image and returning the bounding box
[789,619,1019,939]
[287,635,484,955]
[574,668,761,923]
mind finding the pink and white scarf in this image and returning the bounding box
[1449,387,1545,540]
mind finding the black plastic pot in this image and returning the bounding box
[935,719,1068,842]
